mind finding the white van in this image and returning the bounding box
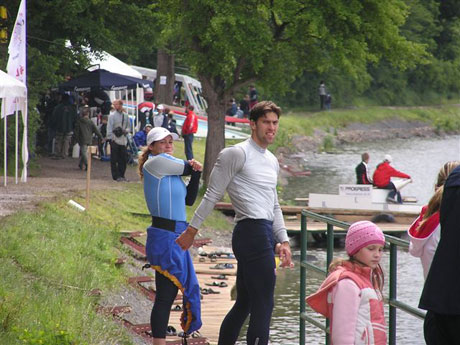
[130,65,208,116]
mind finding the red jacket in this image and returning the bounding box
[372,162,410,188]
[181,110,198,135]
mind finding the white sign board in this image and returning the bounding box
[339,184,372,196]
[160,76,167,85]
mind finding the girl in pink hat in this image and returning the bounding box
[306,221,387,344]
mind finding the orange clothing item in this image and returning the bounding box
[181,110,198,135]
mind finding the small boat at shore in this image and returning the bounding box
[308,178,421,215]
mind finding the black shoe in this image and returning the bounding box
[386,196,399,204]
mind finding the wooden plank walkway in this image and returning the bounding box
[165,248,237,345]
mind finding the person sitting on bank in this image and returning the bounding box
[355,152,372,185]
[373,154,411,204]
[133,124,153,148]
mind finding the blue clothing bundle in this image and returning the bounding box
[143,153,202,334]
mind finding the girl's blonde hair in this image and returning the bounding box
[417,160,460,231]
[329,257,385,292]
[137,145,151,179]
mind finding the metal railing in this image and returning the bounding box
[299,209,426,345]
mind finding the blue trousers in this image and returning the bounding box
[218,219,276,345]
[183,133,194,160]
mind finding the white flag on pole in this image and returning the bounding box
[1,0,26,118]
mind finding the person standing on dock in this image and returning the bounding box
[355,152,372,185]
[306,221,387,345]
[418,163,460,345]
[176,101,292,345]
[138,127,203,344]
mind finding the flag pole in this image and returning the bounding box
[4,105,7,186]
[15,102,18,184]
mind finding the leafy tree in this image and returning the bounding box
[158,0,426,183]
[1,0,156,160]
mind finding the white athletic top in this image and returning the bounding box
[190,138,289,243]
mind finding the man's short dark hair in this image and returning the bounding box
[249,101,281,122]
[188,105,194,111]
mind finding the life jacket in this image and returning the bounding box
[306,261,387,345]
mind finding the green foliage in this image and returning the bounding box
[0,198,133,344]
[321,135,335,152]
[283,105,460,139]
[14,324,78,345]
[1,0,158,165]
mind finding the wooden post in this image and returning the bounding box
[85,146,92,210]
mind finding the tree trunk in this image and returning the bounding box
[154,49,175,105]
[200,78,227,185]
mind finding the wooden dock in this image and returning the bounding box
[165,247,237,345]
[214,202,417,235]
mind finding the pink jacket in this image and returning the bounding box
[306,262,387,345]
[407,206,440,279]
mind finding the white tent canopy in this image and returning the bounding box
[65,41,142,78]
[0,69,27,98]
[88,51,142,79]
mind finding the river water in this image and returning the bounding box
[266,135,460,344]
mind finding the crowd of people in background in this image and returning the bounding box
[36,90,182,181]
[225,85,259,120]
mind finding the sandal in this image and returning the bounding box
[206,281,228,287]
[199,257,206,262]
[211,274,228,280]
[191,331,202,338]
[202,288,220,294]
[210,263,225,269]
[171,304,182,311]
[166,325,177,336]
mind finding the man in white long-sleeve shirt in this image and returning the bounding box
[176,101,292,345]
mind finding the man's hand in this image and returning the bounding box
[278,241,293,268]
[176,226,198,251]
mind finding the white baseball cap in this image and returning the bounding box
[157,104,164,110]
[384,154,392,163]
[146,127,179,146]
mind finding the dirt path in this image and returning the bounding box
[0,155,141,218]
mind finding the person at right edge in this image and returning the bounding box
[418,164,460,345]
[176,101,293,345]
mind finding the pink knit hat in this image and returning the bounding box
[345,221,385,256]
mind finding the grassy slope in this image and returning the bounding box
[272,105,460,152]
[0,129,234,345]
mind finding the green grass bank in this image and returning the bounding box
[272,105,460,152]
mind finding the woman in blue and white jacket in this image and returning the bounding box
[138,127,202,344]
